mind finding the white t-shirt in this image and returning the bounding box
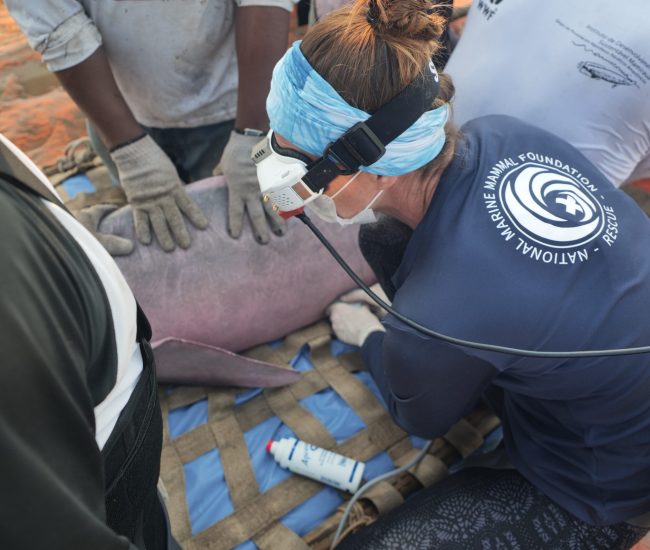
[445,0,650,187]
[7,0,293,128]
[0,134,143,450]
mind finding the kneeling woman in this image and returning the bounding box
[258,0,650,547]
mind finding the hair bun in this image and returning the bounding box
[365,0,445,41]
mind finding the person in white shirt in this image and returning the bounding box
[444,0,650,189]
[7,0,295,254]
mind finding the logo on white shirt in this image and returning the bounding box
[476,0,504,20]
[577,61,635,87]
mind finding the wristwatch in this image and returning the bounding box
[234,128,265,137]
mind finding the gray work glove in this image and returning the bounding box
[73,204,134,256]
[110,135,209,252]
[219,131,286,244]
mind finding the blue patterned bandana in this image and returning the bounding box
[267,41,449,176]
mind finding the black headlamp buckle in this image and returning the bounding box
[326,121,386,172]
[301,63,439,194]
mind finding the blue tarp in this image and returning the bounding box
[167,339,502,549]
[60,173,96,198]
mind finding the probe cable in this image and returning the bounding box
[298,212,650,358]
[330,441,433,549]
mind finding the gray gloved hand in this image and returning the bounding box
[327,302,385,347]
[73,204,134,256]
[219,130,286,244]
[110,135,209,252]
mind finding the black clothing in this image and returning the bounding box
[0,172,165,549]
[339,468,647,550]
[358,215,412,300]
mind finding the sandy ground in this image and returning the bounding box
[0,1,87,169]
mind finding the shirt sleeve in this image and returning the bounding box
[0,187,136,549]
[361,320,499,439]
[5,1,102,71]
[624,153,650,186]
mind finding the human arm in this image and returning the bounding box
[56,49,209,251]
[219,4,292,243]
[5,3,208,252]
[327,299,497,437]
[5,1,142,148]
[233,5,291,133]
[55,46,144,150]
[361,321,498,439]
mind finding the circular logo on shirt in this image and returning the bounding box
[482,154,618,266]
[500,163,604,248]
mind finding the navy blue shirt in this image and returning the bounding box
[362,115,650,526]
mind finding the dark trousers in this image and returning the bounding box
[87,119,235,185]
[340,468,647,550]
[102,322,178,549]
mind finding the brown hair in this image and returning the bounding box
[301,0,457,174]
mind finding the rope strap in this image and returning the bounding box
[443,418,485,458]
[207,391,260,506]
[395,449,449,487]
[362,481,405,515]
[158,321,499,548]
[187,415,407,549]
[159,390,193,542]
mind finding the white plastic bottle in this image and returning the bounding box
[267,437,365,493]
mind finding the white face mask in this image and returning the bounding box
[306,171,384,225]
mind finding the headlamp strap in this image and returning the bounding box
[302,65,440,192]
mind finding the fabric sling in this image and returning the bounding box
[159,321,500,548]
